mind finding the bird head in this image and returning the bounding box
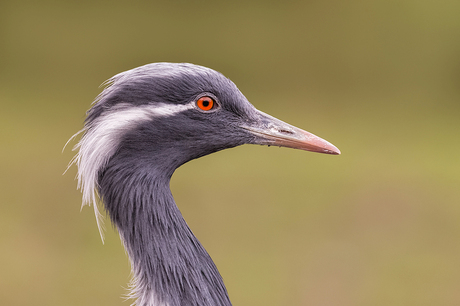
[81,62,339,171]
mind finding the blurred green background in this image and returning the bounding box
[1,0,459,305]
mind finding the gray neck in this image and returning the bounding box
[99,162,232,306]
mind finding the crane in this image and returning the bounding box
[69,63,340,306]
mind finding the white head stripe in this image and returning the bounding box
[68,102,195,240]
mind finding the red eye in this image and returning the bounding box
[196,96,215,111]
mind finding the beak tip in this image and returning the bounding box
[309,138,341,155]
[328,146,341,155]
[315,146,340,155]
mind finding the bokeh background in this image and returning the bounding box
[1,1,459,305]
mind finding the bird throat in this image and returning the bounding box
[99,164,232,306]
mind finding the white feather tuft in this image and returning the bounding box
[67,102,195,242]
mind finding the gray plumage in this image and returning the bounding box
[69,62,340,306]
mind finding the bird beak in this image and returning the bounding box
[242,110,341,155]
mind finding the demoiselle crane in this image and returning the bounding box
[69,63,340,306]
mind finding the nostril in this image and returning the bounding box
[278,129,294,135]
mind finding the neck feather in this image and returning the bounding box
[99,163,232,306]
